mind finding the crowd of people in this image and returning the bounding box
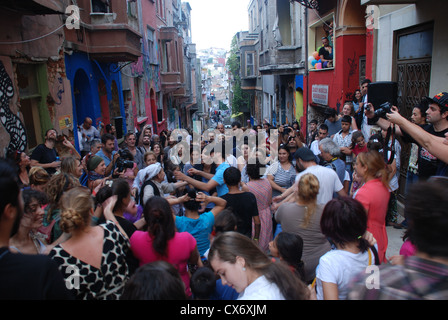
[1,87,448,301]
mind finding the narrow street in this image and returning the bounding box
[0,0,447,302]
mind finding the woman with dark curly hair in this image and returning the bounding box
[6,149,31,188]
[9,189,48,254]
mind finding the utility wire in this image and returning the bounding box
[0,24,65,45]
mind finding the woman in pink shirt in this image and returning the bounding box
[129,196,201,297]
[353,150,390,263]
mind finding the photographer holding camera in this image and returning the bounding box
[365,92,448,180]
[96,133,120,177]
[114,149,139,187]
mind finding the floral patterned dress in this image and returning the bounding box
[49,221,130,300]
[246,178,273,253]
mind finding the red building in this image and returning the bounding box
[303,0,370,127]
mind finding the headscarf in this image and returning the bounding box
[87,155,104,181]
[142,162,162,181]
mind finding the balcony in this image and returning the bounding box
[159,26,178,42]
[259,46,304,75]
[63,0,142,62]
[161,72,184,93]
[0,0,69,15]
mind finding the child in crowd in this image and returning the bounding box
[269,232,306,282]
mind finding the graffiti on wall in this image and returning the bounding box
[347,52,358,88]
[0,61,27,153]
[50,73,65,106]
[130,28,160,93]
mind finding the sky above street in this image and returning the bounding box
[187,0,250,51]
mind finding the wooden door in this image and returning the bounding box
[393,23,433,202]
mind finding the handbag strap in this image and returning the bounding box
[370,246,380,265]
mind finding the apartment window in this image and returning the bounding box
[175,41,179,72]
[135,78,145,117]
[397,29,433,60]
[127,0,138,18]
[309,14,334,70]
[157,93,164,122]
[156,0,165,20]
[16,64,42,149]
[91,0,110,13]
[276,0,291,46]
[147,27,156,63]
[246,52,255,77]
[160,40,170,72]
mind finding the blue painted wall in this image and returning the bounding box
[65,52,127,151]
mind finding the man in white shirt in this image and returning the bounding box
[310,124,329,158]
[333,115,355,175]
[272,147,347,209]
[80,117,100,157]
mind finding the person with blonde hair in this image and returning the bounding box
[60,156,84,179]
[29,166,50,192]
[49,188,130,300]
[208,231,310,300]
[39,173,81,244]
[275,173,331,284]
[272,147,346,210]
[353,150,390,263]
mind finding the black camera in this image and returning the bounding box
[366,101,393,119]
[374,102,393,119]
[116,149,135,172]
[116,157,134,172]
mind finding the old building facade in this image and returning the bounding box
[0,0,200,156]
[235,0,307,128]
